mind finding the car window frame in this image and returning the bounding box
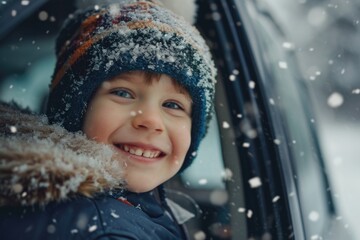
[197,0,295,238]
[226,0,346,239]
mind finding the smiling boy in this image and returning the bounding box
[0,0,216,239]
[83,71,193,193]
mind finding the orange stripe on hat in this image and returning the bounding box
[50,20,196,90]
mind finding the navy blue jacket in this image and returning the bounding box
[0,190,186,240]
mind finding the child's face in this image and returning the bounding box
[83,71,192,193]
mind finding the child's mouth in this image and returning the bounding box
[114,144,165,159]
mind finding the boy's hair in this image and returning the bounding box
[113,71,190,96]
[46,0,217,172]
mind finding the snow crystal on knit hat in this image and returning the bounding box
[46,0,217,172]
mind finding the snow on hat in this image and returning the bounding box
[46,0,217,172]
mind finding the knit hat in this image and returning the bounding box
[46,0,217,172]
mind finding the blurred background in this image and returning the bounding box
[267,0,360,237]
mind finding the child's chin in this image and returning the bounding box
[126,184,157,193]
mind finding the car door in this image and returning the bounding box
[167,0,354,239]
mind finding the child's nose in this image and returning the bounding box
[131,108,164,133]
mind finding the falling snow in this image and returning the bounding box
[47,224,56,234]
[238,207,246,213]
[193,231,206,240]
[21,0,29,6]
[247,209,253,218]
[198,179,208,185]
[310,235,323,240]
[210,190,228,205]
[88,225,97,232]
[111,211,120,218]
[307,7,327,27]
[248,177,262,188]
[212,12,221,21]
[272,196,280,203]
[221,168,233,181]
[282,42,294,49]
[278,61,288,69]
[38,11,49,21]
[327,92,344,108]
[229,75,236,81]
[222,121,230,129]
[308,211,320,222]
[9,126,17,133]
[249,81,255,89]
[352,88,360,94]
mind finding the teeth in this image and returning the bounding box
[121,145,161,158]
[143,150,152,158]
[135,149,143,156]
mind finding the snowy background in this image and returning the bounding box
[267,0,360,238]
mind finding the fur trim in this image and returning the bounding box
[0,103,125,206]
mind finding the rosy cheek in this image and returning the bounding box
[83,116,106,141]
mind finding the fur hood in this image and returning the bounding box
[0,103,125,207]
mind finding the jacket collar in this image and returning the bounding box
[0,102,125,207]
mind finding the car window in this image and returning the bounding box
[0,55,53,112]
[168,76,247,239]
[262,39,330,237]
[263,1,360,238]
[181,115,225,190]
[239,0,356,238]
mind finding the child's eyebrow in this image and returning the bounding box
[109,73,136,82]
[107,73,193,102]
[178,90,193,104]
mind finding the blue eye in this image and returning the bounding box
[111,89,133,99]
[163,101,183,110]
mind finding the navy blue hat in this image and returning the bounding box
[46,0,217,172]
